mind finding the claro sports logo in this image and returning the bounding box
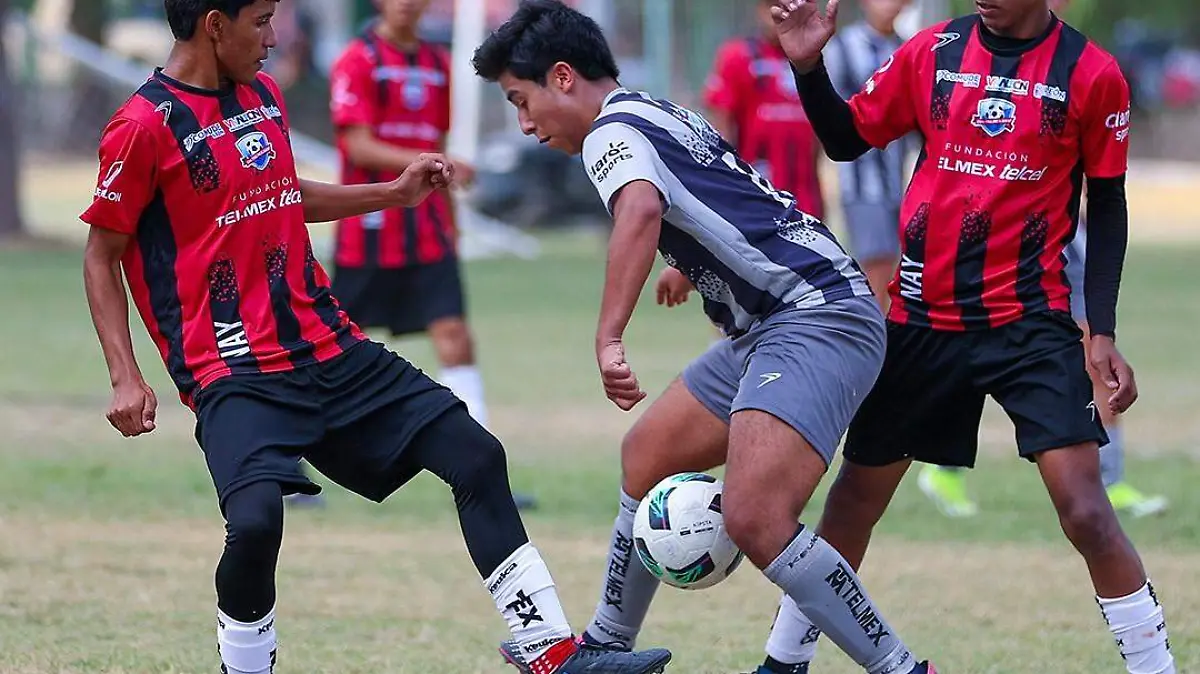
[1106,108,1131,142]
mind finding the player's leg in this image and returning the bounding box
[306,341,671,674]
[195,375,326,674]
[417,258,489,426]
[749,319,981,674]
[984,312,1176,673]
[582,366,732,652]
[723,299,933,674]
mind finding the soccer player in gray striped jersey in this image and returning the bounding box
[474,2,936,673]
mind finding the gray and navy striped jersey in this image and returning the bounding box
[824,23,910,206]
[582,88,872,337]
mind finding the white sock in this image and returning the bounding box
[485,543,573,667]
[216,607,276,674]
[440,365,489,428]
[765,593,821,666]
[1097,581,1175,674]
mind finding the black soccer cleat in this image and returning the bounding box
[499,636,668,674]
[911,661,937,674]
[555,641,671,674]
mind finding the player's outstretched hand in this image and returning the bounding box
[772,0,841,73]
[1089,335,1138,414]
[108,379,157,437]
[655,267,694,308]
[597,340,647,411]
[389,153,455,207]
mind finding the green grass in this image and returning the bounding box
[0,233,1198,673]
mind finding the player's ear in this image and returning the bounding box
[551,62,574,93]
[203,9,225,42]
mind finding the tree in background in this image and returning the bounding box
[0,0,26,239]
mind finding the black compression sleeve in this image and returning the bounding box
[791,59,873,161]
[1083,174,1128,338]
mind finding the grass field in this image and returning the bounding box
[0,226,1197,674]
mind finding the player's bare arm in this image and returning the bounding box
[299,153,454,222]
[595,180,663,411]
[82,226,157,437]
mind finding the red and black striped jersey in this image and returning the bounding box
[329,32,455,269]
[848,15,1131,331]
[80,70,364,407]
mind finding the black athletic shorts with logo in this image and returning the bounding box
[331,258,466,337]
[844,310,1107,468]
[194,340,463,508]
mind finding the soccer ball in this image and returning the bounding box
[632,472,745,590]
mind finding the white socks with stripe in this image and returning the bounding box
[217,607,276,674]
[1098,581,1175,674]
[485,543,574,672]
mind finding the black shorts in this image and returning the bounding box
[844,311,1107,468]
[193,340,463,508]
[331,258,466,337]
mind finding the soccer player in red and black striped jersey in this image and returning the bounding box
[744,1,1177,673]
[327,0,506,452]
[79,2,670,674]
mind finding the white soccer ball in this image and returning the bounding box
[632,472,745,590]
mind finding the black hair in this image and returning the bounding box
[472,0,620,85]
[164,0,276,40]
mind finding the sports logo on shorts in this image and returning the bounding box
[236,131,276,171]
[971,98,1017,137]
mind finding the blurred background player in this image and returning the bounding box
[823,0,910,310]
[325,0,535,509]
[703,0,825,222]
[917,0,1168,520]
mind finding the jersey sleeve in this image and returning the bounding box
[582,122,671,215]
[1080,60,1131,178]
[846,37,920,149]
[79,117,158,235]
[330,49,378,129]
[702,42,750,117]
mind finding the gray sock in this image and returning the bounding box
[764,525,915,674]
[1099,425,1125,488]
[583,490,660,649]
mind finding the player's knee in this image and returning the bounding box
[721,490,776,561]
[1056,492,1121,556]
[619,422,676,499]
[449,423,509,499]
[430,318,474,365]
[223,483,284,555]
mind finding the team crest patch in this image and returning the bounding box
[971,98,1017,137]
[402,80,427,110]
[236,131,276,171]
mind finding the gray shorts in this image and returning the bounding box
[843,202,901,263]
[1065,227,1086,320]
[681,296,886,465]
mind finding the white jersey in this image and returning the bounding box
[582,88,872,336]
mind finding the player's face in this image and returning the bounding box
[377,0,431,32]
[861,0,910,27]
[210,0,278,85]
[498,66,591,155]
[975,0,1048,33]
